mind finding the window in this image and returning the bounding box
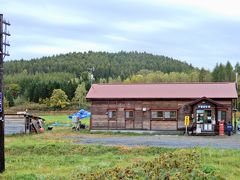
[151,111,163,119]
[206,110,211,117]
[125,111,134,118]
[170,111,176,118]
[151,111,176,120]
[164,111,170,118]
[218,111,226,121]
[221,111,226,121]
[164,111,176,119]
[205,110,212,123]
[196,110,204,123]
[108,110,116,119]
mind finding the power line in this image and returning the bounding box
[0,13,11,173]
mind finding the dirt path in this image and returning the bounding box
[74,133,240,149]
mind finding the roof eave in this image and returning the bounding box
[86,96,238,100]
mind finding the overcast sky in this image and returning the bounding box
[1,0,240,69]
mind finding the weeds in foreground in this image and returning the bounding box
[1,127,238,179]
[73,149,224,180]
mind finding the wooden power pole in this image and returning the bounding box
[0,14,10,173]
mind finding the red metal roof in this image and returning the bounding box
[86,83,238,99]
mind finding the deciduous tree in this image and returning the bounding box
[73,83,87,108]
[50,89,69,109]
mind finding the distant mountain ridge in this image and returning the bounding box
[4,51,194,80]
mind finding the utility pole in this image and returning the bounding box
[0,14,10,173]
[234,72,239,133]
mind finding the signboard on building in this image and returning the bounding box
[197,105,211,109]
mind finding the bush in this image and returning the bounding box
[14,96,27,106]
[6,102,49,113]
[73,149,223,179]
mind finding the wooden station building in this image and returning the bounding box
[86,83,238,134]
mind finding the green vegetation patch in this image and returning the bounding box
[40,115,90,126]
[75,148,223,180]
[3,141,169,179]
[1,127,240,179]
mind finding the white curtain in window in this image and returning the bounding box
[164,111,170,118]
[108,111,113,118]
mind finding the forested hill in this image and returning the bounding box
[3,51,240,110]
[4,51,194,80]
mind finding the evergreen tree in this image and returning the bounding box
[212,64,219,82]
[218,63,226,82]
[235,62,240,73]
[199,68,205,82]
[225,61,234,81]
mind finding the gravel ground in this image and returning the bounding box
[74,132,240,149]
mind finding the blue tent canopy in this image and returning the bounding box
[68,109,91,120]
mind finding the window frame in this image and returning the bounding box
[151,111,164,119]
[125,110,134,119]
[151,110,177,120]
[218,110,226,121]
[108,110,117,120]
[169,111,177,119]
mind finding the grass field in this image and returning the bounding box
[40,114,90,126]
[1,115,240,179]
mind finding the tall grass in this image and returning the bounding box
[2,129,170,179]
[1,127,240,179]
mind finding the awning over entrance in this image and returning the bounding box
[184,96,225,108]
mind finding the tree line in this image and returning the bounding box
[116,61,239,84]
[3,51,240,110]
[212,61,239,82]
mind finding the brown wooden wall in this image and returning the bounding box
[89,99,234,131]
[5,114,26,135]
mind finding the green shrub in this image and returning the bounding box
[73,149,223,179]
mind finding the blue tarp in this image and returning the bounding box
[68,109,91,120]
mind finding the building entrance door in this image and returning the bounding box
[134,110,143,129]
[196,109,215,132]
